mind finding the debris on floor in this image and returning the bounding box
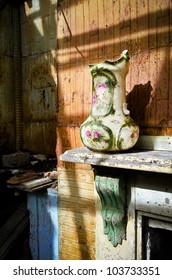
[7,175,56,192]
[0,151,58,260]
[7,172,37,185]
[1,151,58,193]
[1,152,30,168]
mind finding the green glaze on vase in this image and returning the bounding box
[80,50,139,152]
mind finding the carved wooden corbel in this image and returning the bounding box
[95,173,127,247]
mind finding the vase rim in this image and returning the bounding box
[89,50,130,68]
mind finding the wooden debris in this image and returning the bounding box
[7,172,37,185]
[44,170,58,180]
[7,177,55,192]
[32,154,47,161]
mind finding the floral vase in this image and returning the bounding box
[80,50,139,152]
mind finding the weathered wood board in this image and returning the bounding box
[58,167,96,260]
[7,177,56,192]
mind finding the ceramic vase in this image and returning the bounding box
[80,50,139,152]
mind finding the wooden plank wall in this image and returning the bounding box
[0,5,15,152]
[58,168,95,259]
[20,0,57,154]
[56,0,172,259]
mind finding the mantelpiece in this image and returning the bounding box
[60,147,172,174]
[60,136,172,248]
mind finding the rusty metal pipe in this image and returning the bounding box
[12,6,23,150]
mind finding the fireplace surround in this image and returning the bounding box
[60,136,172,260]
[137,211,172,260]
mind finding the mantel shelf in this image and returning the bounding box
[60,147,172,174]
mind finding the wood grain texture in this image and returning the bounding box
[56,0,172,260]
[57,0,172,162]
[58,167,96,260]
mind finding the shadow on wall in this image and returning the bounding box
[127,81,153,127]
[57,1,172,134]
[56,0,172,260]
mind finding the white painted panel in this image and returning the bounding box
[136,188,172,217]
[149,218,172,231]
[136,136,172,151]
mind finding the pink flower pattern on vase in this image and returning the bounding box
[86,130,92,137]
[93,131,101,138]
[96,83,107,93]
[80,50,139,152]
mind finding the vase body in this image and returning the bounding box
[80,50,139,152]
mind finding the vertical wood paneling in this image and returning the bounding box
[113,0,120,55]
[157,47,169,100]
[148,0,157,49]
[89,0,98,59]
[61,0,71,65]
[76,65,84,123]
[130,0,138,53]
[147,49,158,126]
[63,0,72,64]
[120,0,131,52]
[70,66,77,126]
[83,62,92,121]
[104,0,114,58]
[69,2,76,64]
[156,100,168,126]
[137,0,149,49]
[170,0,172,44]
[157,16,169,48]
[21,0,57,154]
[134,0,149,127]
[57,0,172,260]
[169,0,172,128]
[155,47,169,126]
[56,0,172,144]
[59,67,71,125]
[83,0,90,59]
[75,1,84,62]
[97,0,105,58]
[58,167,96,260]
[169,45,172,124]
[0,5,15,152]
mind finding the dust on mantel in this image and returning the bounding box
[60,136,172,174]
